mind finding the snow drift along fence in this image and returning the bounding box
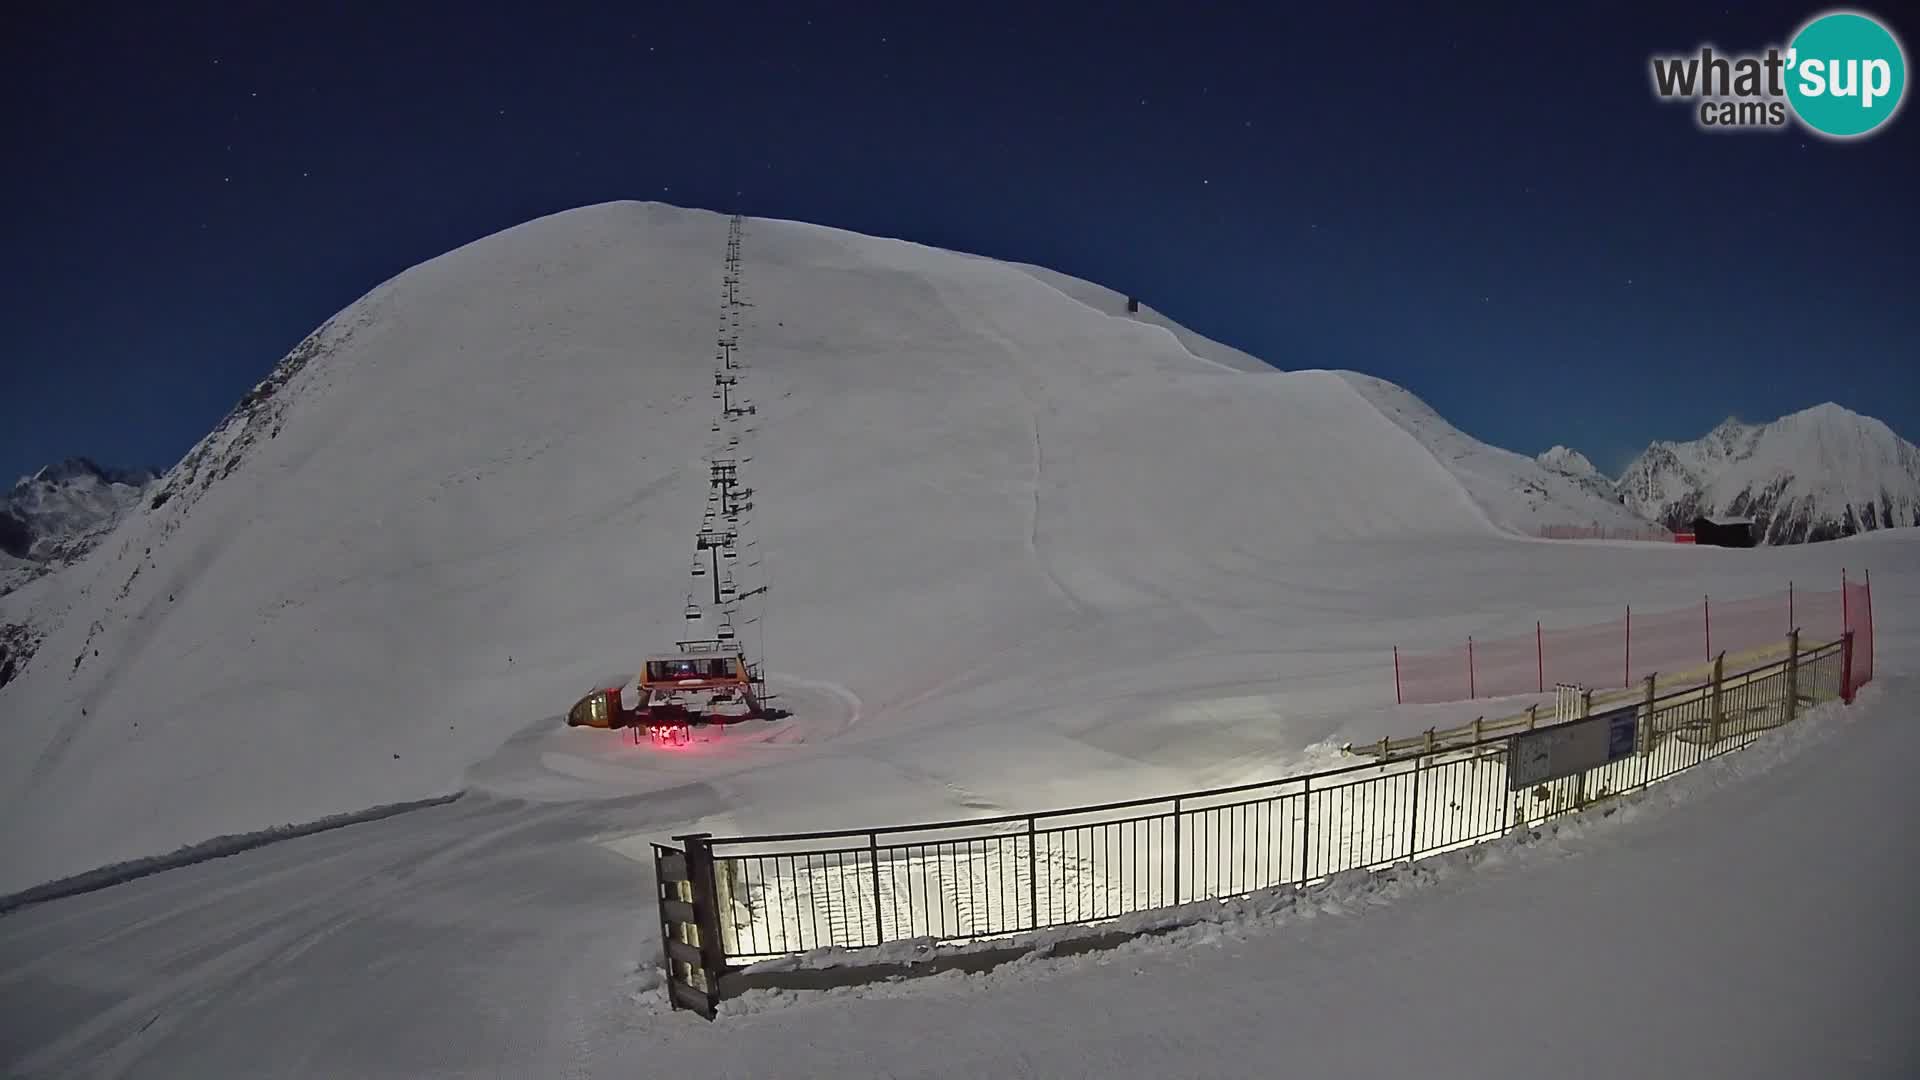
[655,631,1860,1015]
[1393,570,1873,705]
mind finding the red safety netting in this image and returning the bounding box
[1395,574,1866,705]
[1472,632,1544,699]
[1844,577,1875,695]
[1631,601,1712,681]
[1539,617,1625,692]
[1395,644,1470,704]
[1535,524,1676,542]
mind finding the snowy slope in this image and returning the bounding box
[1005,261,1273,374]
[3,672,1913,1076]
[0,201,1917,1077]
[1338,373,1656,535]
[2,202,1914,900]
[0,201,1496,891]
[1615,404,1920,544]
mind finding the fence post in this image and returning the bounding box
[1864,569,1874,680]
[1468,636,1476,699]
[1709,652,1725,743]
[1789,580,1794,634]
[1027,815,1039,931]
[1407,756,1422,862]
[676,833,728,1006]
[1299,777,1312,884]
[1783,630,1800,725]
[1172,796,1183,905]
[868,832,884,945]
[1579,689,1593,720]
[1526,703,1538,730]
[1638,673,1656,756]
[1841,630,1855,705]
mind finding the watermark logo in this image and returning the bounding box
[1649,9,1907,139]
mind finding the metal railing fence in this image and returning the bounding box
[658,632,1851,1015]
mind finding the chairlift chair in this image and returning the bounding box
[691,559,707,577]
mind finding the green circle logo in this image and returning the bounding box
[1786,10,1907,137]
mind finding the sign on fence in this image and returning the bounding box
[1507,706,1637,790]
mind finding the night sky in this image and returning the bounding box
[3,1,1914,484]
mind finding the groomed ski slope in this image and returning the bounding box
[0,202,1908,901]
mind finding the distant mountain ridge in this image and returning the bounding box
[1535,403,1920,545]
[1,457,161,687]
[2,457,160,594]
[1532,445,1623,506]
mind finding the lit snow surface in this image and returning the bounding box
[0,202,1915,1075]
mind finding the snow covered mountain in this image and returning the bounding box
[1534,444,1633,508]
[1614,405,1920,544]
[1537,445,1598,477]
[1340,377,1652,535]
[1,458,158,592]
[1,459,161,688]
[1,201,1885,895]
